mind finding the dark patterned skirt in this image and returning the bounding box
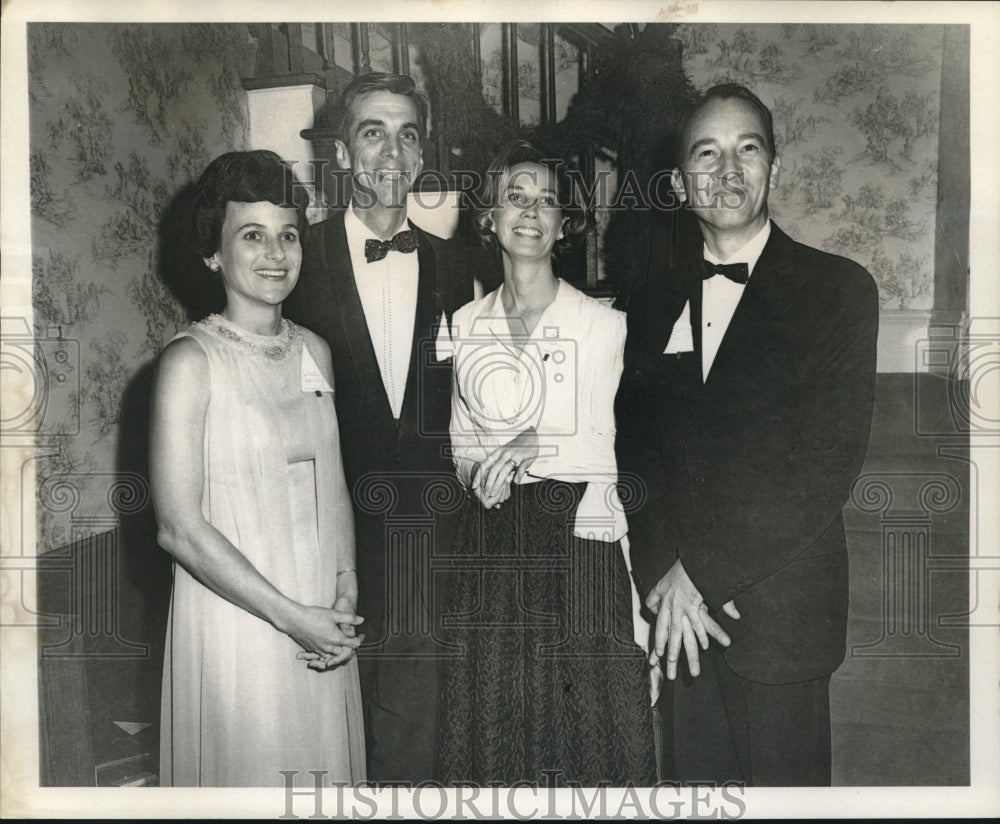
[436,480,657,786]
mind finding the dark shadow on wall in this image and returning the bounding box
[156,182,225,322]
[91,181,227,782]
[35,182,219,785]
[37,359,171,786]
[605,129,704,312]
[116,358,172,668]
[36,361,172,786]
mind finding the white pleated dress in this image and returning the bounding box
[159,314,365,787]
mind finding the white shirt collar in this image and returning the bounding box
[343,201,366,243]
[343,203,413,258]
[482,278,578,340]
[703,219,771,278]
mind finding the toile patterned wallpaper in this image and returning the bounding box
[29,23,258,551]
[673,23,943,311]
[28,22,947,550]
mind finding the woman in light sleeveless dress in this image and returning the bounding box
[151,151,364,787]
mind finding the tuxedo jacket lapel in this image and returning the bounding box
[700,229,793,400]
[683,264,705,410]
[648,262,702,413]
[322,211,397,425]
[396,226,439,441]
[633,261,703,417]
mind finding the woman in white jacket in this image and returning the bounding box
[435,140,656,787]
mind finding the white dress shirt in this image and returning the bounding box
[343,204,419,419]
[449,279,628,542]
[701,220,771,382]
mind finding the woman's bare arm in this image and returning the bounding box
[150,335,362,657]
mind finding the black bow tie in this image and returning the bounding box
[700,258,749,284]
[365,230,419,263]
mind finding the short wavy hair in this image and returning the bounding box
[674,83,776,164]
[190,150,310,260]
[473,139,588,258]
[326,73,429,144]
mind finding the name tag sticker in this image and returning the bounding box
[663,300,694,354]
[301,346,334,393]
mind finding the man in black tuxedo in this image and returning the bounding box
[615,84,878,785]
[284,73,485,782]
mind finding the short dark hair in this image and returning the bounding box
[327,73,429,144]
[674,83,776,164]
[472,139,588,258]
[190,150,310,260]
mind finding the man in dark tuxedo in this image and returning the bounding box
[615,84,878,786]
[284,73,485,782]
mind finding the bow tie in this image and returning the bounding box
[364,230,419,263]
[700,258,749,284]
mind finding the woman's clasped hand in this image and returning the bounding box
[469,427,540,509]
